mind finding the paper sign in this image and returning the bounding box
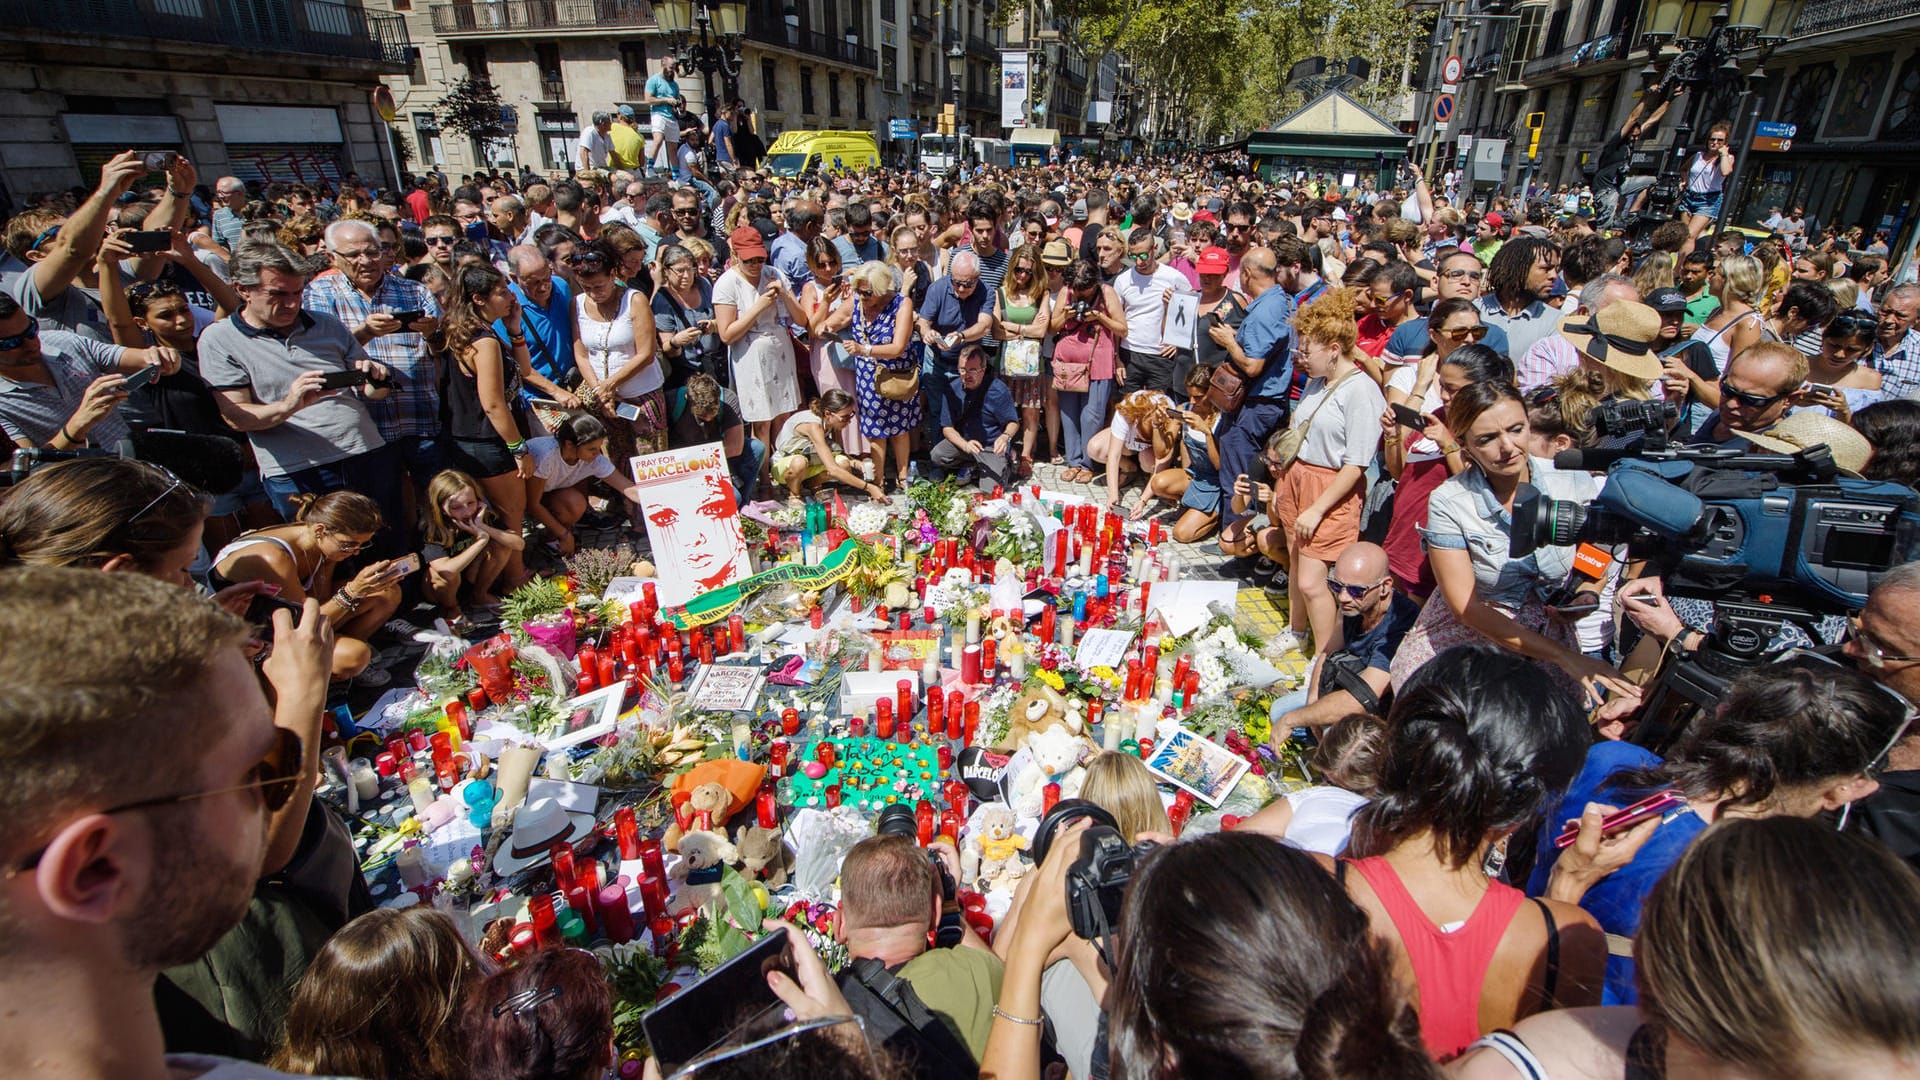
[1148,581,1238,636]
[1163,291,1199,351]
[1074,628,1135,670]
[631,442,752,609]
[841,669,918,715]
[686,663,766,712]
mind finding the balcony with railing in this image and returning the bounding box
[909,12,935,39]
[1,0,411,68]
[540,75,567,100]
[1792,0,1918,34]
[963,88,993,111]
[624,72,651,99]
[911,80,937,104]
[967,31,997,58]
[744,9,878,66]
[429,0,656,35]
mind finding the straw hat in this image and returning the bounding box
[1558,301,1664,381]
[491,796,597,876]
[1735,410,1873,477]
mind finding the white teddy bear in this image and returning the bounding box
[1009,725,1090,820]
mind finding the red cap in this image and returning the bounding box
[1483,211,1506,230]
[1193,209,1216,223]
[1195,246,1231,274]
[728,224,768,261]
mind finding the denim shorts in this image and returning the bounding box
[1679,189,1722,218]
[444,435,517,479]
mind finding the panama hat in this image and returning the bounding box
[491,796,598,876]
[1558,301,1664,382]
[1736,410,1873,477]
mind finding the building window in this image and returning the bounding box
[802,68,816,114]
[829,74,842,117]
[763,58,779,111]
[621,43,649,101]
[390,0,409,9]
[537,111,581,171]
[413,112,445,167]
[881,0,894,19]
[536,43,564,100]
[407,50,427,85]
[461,45,489,81]
[856,77,867,120]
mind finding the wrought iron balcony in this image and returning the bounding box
[744,9,879,67]
[911,80,936,104]
[1792,0,1917,35]
[1,0,411,67]
[967,32,997,58]
[429,0,656,35]
[909,12,935,39]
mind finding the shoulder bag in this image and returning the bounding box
[1272,370,1359,471]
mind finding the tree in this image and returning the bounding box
[433,76,508,142]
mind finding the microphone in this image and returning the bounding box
[1554,446,1640,472]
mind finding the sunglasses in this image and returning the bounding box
[1439,324,1488,341]
[0,316,40,352]
[567,251,613,269]
[1326,574,1385,600]
[121,462,187,531]
[952,277,980,289]
[29,224,61,252]
[425,235,457,246]
[9,727,304,874]
[1718,378,1789,410]
[1828,314,1878,336]
[1442,268,1486,281]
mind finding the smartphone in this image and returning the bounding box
[1549,595,1602,616]
[615,402,643,421]
[1554,789,1686,850]
[642,929,796,1072]
[697,318,716,332]
[1805,382,1837,395]
[121,364,161,391]
[381,553,422,581]
[138,150,178,172]
[1389,403,1429,431]
[389,308,425,329]
[243,592,304,630]
[125,229,173,254]
[316,369,370,391]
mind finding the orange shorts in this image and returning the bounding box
[1274,459,1364,562]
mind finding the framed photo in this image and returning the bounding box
[1144,726,1249,807]
[541,684,628,751]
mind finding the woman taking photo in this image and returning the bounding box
[210,490,406,683]
[418,469,524,631]
[1049,260,1127,485]
[651,242,726,395]
[800,236,867,462]
[770,389,885,501]
[523,413,644,555]
[570,239,666,478]
[1271,289,1386,655]
[714,224,808,470]
[1388,380,1639,708]
[1381,303,1499,599]
[994,241,1053,480]
[836,260,917,493]
[1794,308,1883,421]
[1343,645,1605,1060]
[1531,637,1907,1003]
[441,264,556,590]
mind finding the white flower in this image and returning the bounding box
[847,503,891,535]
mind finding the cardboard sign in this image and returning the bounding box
[631,442,753,609]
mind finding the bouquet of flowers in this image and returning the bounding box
[906,477,974,538]
[980,506,1044,568]
[844,500,893,537]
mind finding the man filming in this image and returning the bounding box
[1590,90,1675,230]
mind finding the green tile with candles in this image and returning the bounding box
[782,736,946,811]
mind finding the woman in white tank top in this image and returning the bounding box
[570,240,667,476]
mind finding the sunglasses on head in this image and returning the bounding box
[8,726,304,875]
[568,251,613,269]
[0,316,40,352]
[1719,378,1789,409]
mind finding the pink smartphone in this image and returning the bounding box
[1553,789,1685,850]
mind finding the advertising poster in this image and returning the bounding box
[631,442,753,608]
[1001,50,1029,130]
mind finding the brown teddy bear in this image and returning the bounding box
[732,825,793,888]
[998,681,1071,751]
[664,781,734,852]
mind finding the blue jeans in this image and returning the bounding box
[730,436,767,504]
[1268,685,1312,727]
[1058,378,1114,470]
[263,443,408,558]
[1219,399,1286,525]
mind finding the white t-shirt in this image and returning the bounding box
[1386,365,1445,461]
[577,127,612,169]
[528,435,615,489]
[1290,371,1386,471]
[1107,392,1173,452]
[1114,264,1192,353]
[167,1054,356,1079]
[713,265,785,358]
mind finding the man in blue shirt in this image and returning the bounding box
[500,245,578,405]
[931,346,1019,491]
[643,56,684,173]
[832,201,888,267]
[770,201,821,293]
[1266,542,1419,732]
[1208,244,1294,546]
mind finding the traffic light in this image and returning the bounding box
[1525,111,1545,130]
[1525,111,1544,159]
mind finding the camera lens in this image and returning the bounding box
[1031,798,1117,866]
[875,803,918,838]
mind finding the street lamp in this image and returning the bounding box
[657,0,749,116]
[948,39,966,132]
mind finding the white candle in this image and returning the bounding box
[868,648,884,673]
[966,612,981,643]
[1062,614,1076,647]
[1009,648,1027,680]
[350,760,380,802]
[1102,714,1122,750]
[1078,539,1094,577]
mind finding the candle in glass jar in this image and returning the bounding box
[896,679,914,721]
[981,637,996,674]
[637,838,667,885]
[961,644,981,684]
[781,708,800,736]
[1042,782,1061,815]
[350,759,379,801]
[615,806,642,859]
[876,699,895,739]
[755,785,778,829]
[966,611,981,643]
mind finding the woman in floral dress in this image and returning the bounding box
[840,259,919,494]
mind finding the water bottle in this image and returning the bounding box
[908,461,920,485]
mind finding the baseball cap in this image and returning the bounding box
[1646,286,1690,313]
[1070,198,1088,222]
[1041,238,1074,266]
[1484,211,1506,229]
[1516,224,1551,239]
[1196,246,1230,274]
[728,223,768,261]
[617,104,637,119]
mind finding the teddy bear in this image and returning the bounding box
[664,781,734,852]
[963,804,1029,893]
[1008,725,1090,820]
[998,682,1086,751]
[669,830,738,915]
[732,824,793,889]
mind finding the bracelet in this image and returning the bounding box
[58,425,78,446]
[1437,441,1461,454]
[506,439,527,453]
[335,589,362,611]
[992,1006,1043,1027]
[508,333,527,346]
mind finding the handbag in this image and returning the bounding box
[1206,361,1247,413]
[1001,338,1042,378]
[1272,371,1359,471]
[1052,357,1091,392]
[874,359,920,401]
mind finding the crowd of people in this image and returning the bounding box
[3,126,1920,1080]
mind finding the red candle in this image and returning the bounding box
[755,784,778,829]
[915,800,935,846]
[876,605,890,625]
[445,699,471,740]
[467,686,488,711]
[599,883,636,944]
[408,729,429,752]
[670,791,693,832]
[638,838,666,884]
[650,914,674,957]
[926,685,943,722]
[937,743,953,770]
[1139,580,1153,615]
[981,637,997,673]
[1042,782,1061,815]
[636,874,665,921]
[769,739,791,776]
[809,606,824,630]
[945,779,970,813]
[510,922,537,958]
[940,808,960,840]
[667,653,686,683]
[531,893,562,948]
[1172,654,1191,687]
[961,644,981,684]
[697,640,714,666]
[851,713,866,737]
[567,885,599,935]
[550,842,576,890]
[1086,700,1103,732]
[1169,790,1196,836]
[597,655,617,688]
[826,783,842,808]
[899,611,913,630]
[964,700,980,741]
[896,717,913,744]
[1041,605,1057,643]
[816,741,837,768]
[375,751,397,777]
[924,605,936,626]
[896,680,914,723]
[1138,737,1154,759]
[615,806,641,860]
[963,709,978,747]
[1052,529,1069,572]
[629,601,647,626]
[781,708,800,736]
[876,698,895,739]
[641,580,658,612]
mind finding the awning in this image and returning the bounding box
[1010,128,1059,147]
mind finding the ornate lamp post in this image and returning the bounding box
[655,0,749,118]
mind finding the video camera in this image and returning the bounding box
[1033,799,1158,967]
[1512,448,1920,614]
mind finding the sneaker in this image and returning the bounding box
[354,665,393,688]
[1268,628,1306,656]
[383,617,425,639]
[1252,557,1280,582]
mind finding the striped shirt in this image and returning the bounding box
[302,273,443,440]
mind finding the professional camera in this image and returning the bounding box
[1033,799,1157,965]
[874,803,918,839]
[1511,450,1920,614]
[1588,398,1678,445]
[3,446,115,488]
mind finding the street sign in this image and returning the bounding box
[888,117,917,140]
[1443,54,1463,84]
[1434,94,1455,124]
[1755,121,1798,139]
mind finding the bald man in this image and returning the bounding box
[1268,541,1420,734]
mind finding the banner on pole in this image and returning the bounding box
[1001,50,1030,130]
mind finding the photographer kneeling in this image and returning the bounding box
[832,834,999,1080]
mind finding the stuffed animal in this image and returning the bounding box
[665,782,735,852]
[732,825,794,888]
[669,830,738,914]
[999,682,1074,751]
[964,804,1029,893]
[1009,725,1090,820]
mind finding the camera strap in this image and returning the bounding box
[845,957,979,1080]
